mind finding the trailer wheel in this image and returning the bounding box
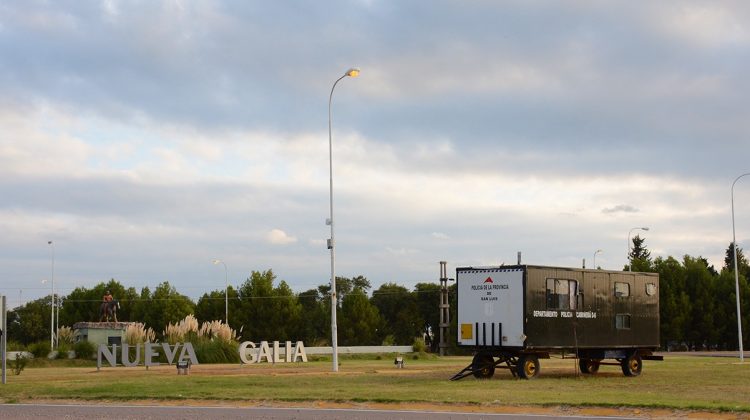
[517,355,540,379]
[472,353,495,379]
[579,358,601,374]
[621,353,642,377]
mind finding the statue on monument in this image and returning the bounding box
[99,290,120,323]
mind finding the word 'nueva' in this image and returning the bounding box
[97,342,198,368]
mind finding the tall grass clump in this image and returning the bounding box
[164,314,199,344]
[163,315,239,363]
[125,322,156,344]
[54,326,75,359]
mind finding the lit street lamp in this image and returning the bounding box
[731,172,749,362]
[593,249,603,269]
[627,227,649,272]
[327,67,360,373]
[212,259,229,326]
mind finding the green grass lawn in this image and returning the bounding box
[2,355,749,412]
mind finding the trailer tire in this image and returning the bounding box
[472,353,495,379]
[621,353,642,377]
[579,358,601,374]
[517,355,540,379]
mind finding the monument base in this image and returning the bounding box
[73,322,135,346]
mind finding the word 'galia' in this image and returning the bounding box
[239,341,307,364]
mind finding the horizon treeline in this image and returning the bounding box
[6,237,750,352]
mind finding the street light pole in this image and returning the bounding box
[47,240,55,349]
[327,67,359,373]
[731,172,749,362]
[627,227,649,272]
[212,259,229,325]
[593,249,603,269]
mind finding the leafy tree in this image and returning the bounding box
[338,289,382,345]
[654,256,690,346]
[134,282,195,336]
[413,282,441,351]
[683,256,717,347]
[628,235,653,272]
[371,283,422,345]
[195,286,239,325]
[237,270,303,342]
[724,242,750,279]
[130,286,152,326]
[298,288,328,345]
[6,297,52,345]
[59,280,138,325]
[317,275,370,307]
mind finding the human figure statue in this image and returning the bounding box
[99,290,119,323]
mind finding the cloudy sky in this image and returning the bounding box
[2,1,749,306]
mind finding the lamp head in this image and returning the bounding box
[345,68,360,78]
[212,259,221,265]
[642,227,650,231]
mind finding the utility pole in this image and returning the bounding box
[439,261,450,356]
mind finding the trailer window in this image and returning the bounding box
[546,278,578,310]
[646,283,656,296]
[614,282,630,298]
[616,314,631,329]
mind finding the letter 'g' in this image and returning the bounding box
[239,341,257,364]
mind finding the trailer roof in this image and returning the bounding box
[455,264,658,277]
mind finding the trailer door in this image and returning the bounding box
[457,267,525,347]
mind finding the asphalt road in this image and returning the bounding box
[0,404,635,420]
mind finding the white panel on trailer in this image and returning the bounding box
[457,267,524,347]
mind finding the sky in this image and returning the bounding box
[1,1,749,307]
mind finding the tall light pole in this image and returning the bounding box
[731,172,749,362]
[327,67,360,373]
[42,279,52,350]
[593,249,603,269]
[627,227,649,272]
[212,259,229,325]
[47,240,55,349]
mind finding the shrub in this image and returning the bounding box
[6,340,25,351]
[381,335,395,346]
[192,338,240,364]
[55,343,72,359]
[12,353,27,375]
[412,337,428,353]
[74,340,97,360]
[28,341,51,358]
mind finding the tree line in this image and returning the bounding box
[630,238,750,350]
[6,236,750,352]
[6,271,445,351]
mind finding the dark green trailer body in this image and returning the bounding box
[452,265,660,380]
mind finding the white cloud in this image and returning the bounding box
[659,4,750,48]
[266,229,297,245]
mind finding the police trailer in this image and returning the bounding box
[451,265,661,380]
